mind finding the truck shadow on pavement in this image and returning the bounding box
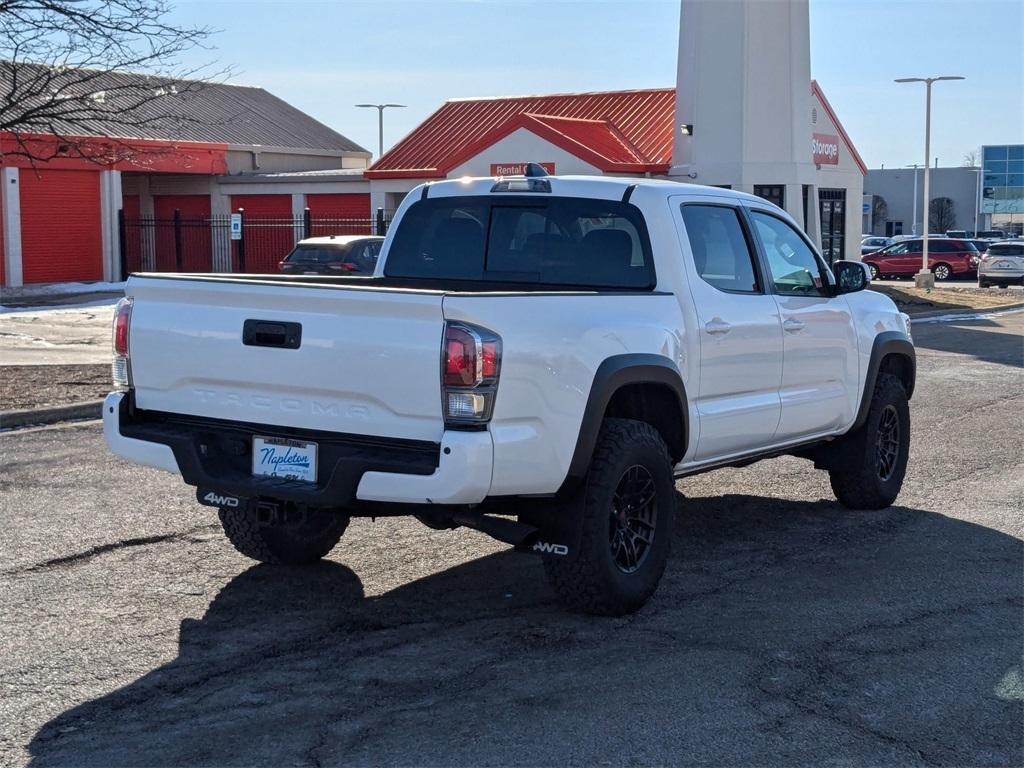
[28,493,1024,767]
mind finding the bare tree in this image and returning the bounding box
[929,197,956,232]
[962,150,979,167]
[0,0,226,166]
[871,195,888,235]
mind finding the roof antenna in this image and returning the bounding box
[524,163,549,177]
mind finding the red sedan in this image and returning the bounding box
[862,238,980,281]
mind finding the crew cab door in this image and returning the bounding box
[746,207,859,440]
[673,199,783,461]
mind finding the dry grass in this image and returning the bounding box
[870,283,1024,315]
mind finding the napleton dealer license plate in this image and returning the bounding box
[252,436,318,483]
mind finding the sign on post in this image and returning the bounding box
[230,213,242,240]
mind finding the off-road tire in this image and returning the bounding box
[828,373,910,510]
[544,418,674,616]
[218,507,348,564]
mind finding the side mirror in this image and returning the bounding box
[832,260,870,294]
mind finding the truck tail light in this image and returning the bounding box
[111,297,133,387]
[442,322,501,427]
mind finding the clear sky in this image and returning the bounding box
[170,0,1023,169]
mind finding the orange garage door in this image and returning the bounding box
[20,169,102,283]
[306,193,372,236]
[229,194,294,273]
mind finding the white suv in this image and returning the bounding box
[978,241,1024,288]
[105,171,915,615]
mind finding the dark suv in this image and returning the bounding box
[862,238,979,281]
[278,236,384,275]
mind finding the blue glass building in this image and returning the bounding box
[981,144,1024,216]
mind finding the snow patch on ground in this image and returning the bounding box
[0,281,126,300]
[0,297,120,315]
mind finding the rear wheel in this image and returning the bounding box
[866,263,879,281]
[979,278,990,288]
[219,506,348,564]
[544,418,674,616]
[828,374,910,510]
[932,263,952,281]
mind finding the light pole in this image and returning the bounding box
[355,103,406,161]
[895,76,965,288]
[905,164,921,236]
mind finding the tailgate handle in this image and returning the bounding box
[243,319,302,349]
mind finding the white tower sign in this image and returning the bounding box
[671,0,818,230]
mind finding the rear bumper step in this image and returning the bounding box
[104,392,494,507]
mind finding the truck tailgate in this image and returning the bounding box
[126,277,445,442]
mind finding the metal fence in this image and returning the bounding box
[119,208,394,278]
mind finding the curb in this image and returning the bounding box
[0,400,104,430]
[908,302,1024,320]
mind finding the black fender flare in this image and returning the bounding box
[852,331,915,431]
[557,353,689,495]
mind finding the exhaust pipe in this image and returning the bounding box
[451,512,538,547]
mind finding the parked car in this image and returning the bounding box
[969,239,992,257]
[976,230,1006,241]
[978,240,1024,288]
[278,236,384,275]
[104,173,915,616]
[862,237,980,281]
[945,230,968,239]
[861,235,893,255]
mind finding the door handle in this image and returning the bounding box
[704,319,732,335]
[783,318,805,333]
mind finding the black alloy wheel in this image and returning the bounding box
[609,465,657,574]
[876,404,900,481]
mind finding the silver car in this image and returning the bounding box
[978,241,1024,288]
[861,236,893,255]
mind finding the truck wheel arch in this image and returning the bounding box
[558,354,688,495]
[852,331,915,432]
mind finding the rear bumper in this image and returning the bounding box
[103,392,493,507]
[979,269,1024,285]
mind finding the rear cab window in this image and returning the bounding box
[285,245,350,264]
[988,243,1024,257]
[384,196,655,289]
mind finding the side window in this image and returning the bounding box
[750,211,827,297]
[886,243,908,255]
[680,205,760,294]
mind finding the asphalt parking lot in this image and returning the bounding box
[2,312,1022,767]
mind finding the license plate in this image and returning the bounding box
[995,261,1012,269]
[252,436,318,482]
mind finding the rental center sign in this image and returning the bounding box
[490,162,556,176]
[812,133,840,165]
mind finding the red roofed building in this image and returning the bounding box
[363,84,865,263]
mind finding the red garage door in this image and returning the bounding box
[230,194,295,273]
[20,169,102,284]
[306,193,372,236]
[0,180,5,286]
[153,194,212,272]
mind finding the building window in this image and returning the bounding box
[754,185,785,209]
[819,188,846,263]
[886,221,903,237]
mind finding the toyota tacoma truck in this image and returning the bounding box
[104,169,915,616]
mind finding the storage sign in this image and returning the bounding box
[812,133,840,165]
[490,162,556,176]
[230,213,242,240]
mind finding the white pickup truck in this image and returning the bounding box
[105,169,915,615]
